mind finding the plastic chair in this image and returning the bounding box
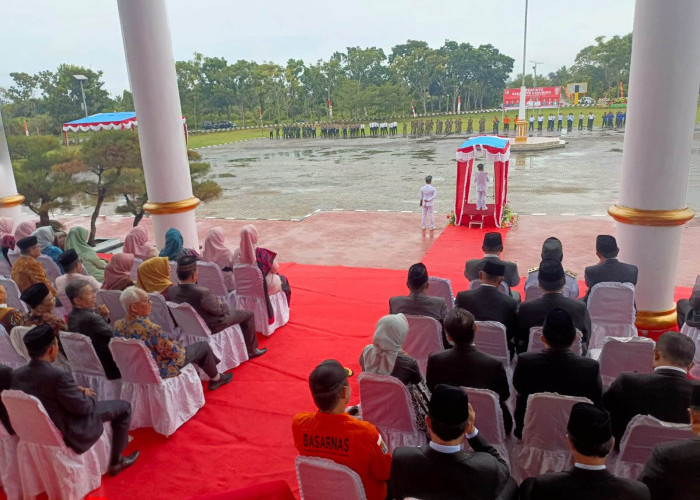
[425,276,454,311]
[510,392,592,482]
[0,326,26,369]
[233,265,289,336]
[528,327,583,356]
[469,279,509,295]
[594,336,655,387]
[109,337,205,436]
[59,331,122,400]
[474,321,510,368]
[0,278,28,314]
[37,255,62,286]
[296,455,367,500]
[462,387,510,466]
[0,418,21,500]
[358,372,426,452]
[196,262,237,309]
[166,301,249,376]
[403,315,443,375]
[587,282,637,349]
[613,414,693,479]
[96,289,127,324]
[1,389,111,500]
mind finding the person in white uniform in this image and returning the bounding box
[420,175,436,230]
[475,164,490,210]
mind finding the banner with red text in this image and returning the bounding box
[502,87,561,109]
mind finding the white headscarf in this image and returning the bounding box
[360,314,409,375]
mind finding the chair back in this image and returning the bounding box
[598,336,655,387]
[0,325,26,368]
[425,277,454,311]
[528,327,583,356]
[358,372,417,434]
[524,281,543,302]
[167,302,211,337]
[6,251,19,267]
[0,256,11,277]
[96,289,127,324]
[37,255,61,285]
[9,326,32,361]
[295,455,367,500]
[588,282,636,324]
[109,337,162,384]
[521,392,591,451]
[168,261,178,286]
[59,331,107,377]
[462,387,506,445]
[196,262,229,297]
[232,265,265,299]
[149,292,177,333]
[1,390,64,446]
[0,278,28,314]
[474,321,510,366]
[402,315,443,375]
[469,279,509,295]
[680,323,700,364]
[130,258,143,281]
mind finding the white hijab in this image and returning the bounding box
[361,313,409,375]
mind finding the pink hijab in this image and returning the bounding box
[14,221,36,240]
[102,253,135,290]
[0,218,13,238]
[202,227,234,268]
[238,225,258,265]
[123,226,152,260]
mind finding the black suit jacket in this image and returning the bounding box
[455,285,518,352]
[168,283,235,334]
[584,258,638,301]
[0,365,13,434]
[12,359,104,453]
[67,307,121,380]
[426,345,512,434]
[465,255,520,287]
[603,369,696,448]
[513,349,602,438]
[520,467,649,500]
[516,292,592,354]
[389,434,512,500]
[639,438,700,500]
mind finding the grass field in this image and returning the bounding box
[187,127,266,149]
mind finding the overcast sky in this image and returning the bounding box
[1,0,636,97]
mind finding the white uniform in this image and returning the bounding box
[420,183,436,229]
[475,171,490,210]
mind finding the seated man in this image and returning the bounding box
[66,279,121,380]
[0,364,13,435]
[55,249,101,299]
[520,403,649,500]
[167,256,266,359]
[639,384,700,500]
[11,235,57,295]
[603,331,697,448]
[516,259,591,354]
[676,275,700,330]
[583,234,638,302]
[426,307,512,435]
[389,384,514,500]
[455,260,518,354]
[19,282,66,336]
[292,359,391,500]
[114,286,232,390]
[524,237,579,299]
[513,308,602,439]
[11,325,138,476]
[464,232,520,292]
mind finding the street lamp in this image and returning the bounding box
[73,74,89,117]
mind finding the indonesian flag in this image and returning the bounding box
[23,120,29,136]
[328,98,333,118]
[258,106,263,119]
[457,96,461,113]
[411,102,416,118]
[619,81,625,98]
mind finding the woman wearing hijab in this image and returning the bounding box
[159,227,199,261]
[123,226,158,261]
[13,221,36,241]
[102,253,136,291]
[64,226,107,282]
[136,256,173,299]
[234,224,290,304]
[33,226,63,267]
[202,227,235,291]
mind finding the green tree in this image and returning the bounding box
[392,46,447,114]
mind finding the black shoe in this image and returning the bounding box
[208,372,233,391]
[248,347,268,359]
[109,451,140,477]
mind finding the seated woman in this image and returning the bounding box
[159,227,199,262]
[0,218,15,273]
[123,226,158,261]
[102,253,136,291]
[33,226,64,268]
[65,226,107,281]
[359,313,430,436]
[136,256,173,299]
[202,227,235,291]
[0,283,25,333]
[13,221,36,241]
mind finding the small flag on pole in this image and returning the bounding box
[328,99,333,119]
[619,81,625,99]
[23,120,29,136]
[411,102,416,118]
[457,96,461,114]
[258,106,263,118]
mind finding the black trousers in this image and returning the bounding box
[96,400,131,465]
[185,342,220,378]
[677,299,690,328]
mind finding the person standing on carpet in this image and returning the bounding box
[420,175,436,230]
[475,163,490,210]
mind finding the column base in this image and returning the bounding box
[514,122,528,143]
[635,308,677,331]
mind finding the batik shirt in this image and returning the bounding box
[11,256,57,295]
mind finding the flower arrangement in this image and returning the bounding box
[446,210,456,226]
[501,204,518,228]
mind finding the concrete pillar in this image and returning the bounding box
[608,0,700,330]
[0,111,24,221]
[116,0,199,249]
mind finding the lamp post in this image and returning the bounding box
[73,74,89,117]
[515,0,529,143]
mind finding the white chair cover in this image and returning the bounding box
[96,289,127,324]
[469,279,509,295]
[587,282,637,349]
[8,326,31,361]
[1,390,111,500]
[59,331,122,400]
[130,258,142,281]
[37,255,61,286]
[295,455,367,500]
[0,422,21,500]
[462,387,510,467]
[166,301,249,376]
[403,315,443,375]
[233,265,289,336]
[0,326,26,369]
[528,327,583,356]
[168,261,178,286]
[596,336,655,387]
[149,292,178,336]
[613,414,693,480]
[524,281,543,302]
[511,392,592,482]
[196,262,237,309]
[474,321,510,368]
[6,251,19,267]
[57,289,72,315]
[358,372,426,452]
[680,323,700,378]
[0,256,11,278]
[425,276,454,311]
[109,337,205,436]
[0,278,28,314]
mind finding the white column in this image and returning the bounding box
[116,0,199,249]
[0,111,24,221]
[610,0,700,329]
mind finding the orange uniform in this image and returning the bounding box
[292,411,392,500]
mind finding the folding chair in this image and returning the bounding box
[595,336,655,387]
[96,289,127,324]
[587,282,637,349]
[403,315,443,375]
[296,456,367,500]
[474,321,510,369]
[425,276,454,311]
[196,261,237,309]
[59,331,122,400]
[462,387,510,466]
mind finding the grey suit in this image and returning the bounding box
[389,292,448,347]
[67,307,121,380]
[465,255,520,287]
[584,258,638,301]
[639,438,700,500]
[521,467,649,500]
